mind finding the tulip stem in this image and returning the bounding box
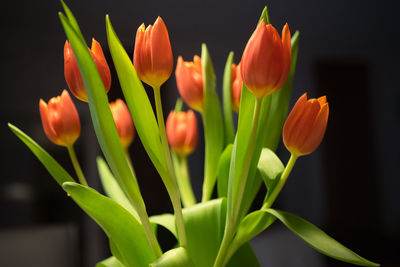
[173,154,196,208]
[124,148,137,178]
[67,145,88,186]
[153,86,187,247]
[262,153,298,210]
[214,97,262,267]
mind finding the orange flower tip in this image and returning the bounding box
[139,23,145,32]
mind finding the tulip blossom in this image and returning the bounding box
[231,63,242,112]
[175,55,204,112]
[241,21,291,98]
[133,16,173,88]
[109,99,135,149]
[39,90,81,147]
[64,39,111,102]
[283,93,329,156]
[166,110,198,156]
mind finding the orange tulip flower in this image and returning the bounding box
[64,39,111,102]
[39,90,81,147]
[175,55,204,112]
[166,110,198,156]
[241,21,291,98]
[283,93,329,156]
[134,16,173,88]
[231,63,242,112]
[109,99,135,149]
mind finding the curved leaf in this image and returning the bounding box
[8,123,75,186]
[105,16,167,180]
[97,157,139,220]
[217,144,233,198]
[150,213,177,238]
[63,182,156,267]
[59,11,145,214]
[265,209,380,266]
[222,51,235,145]
[201,43,225,201]
[150,247,195,267]
[227,242,260,267]
[257,148,284,200]
[96,256,124,267]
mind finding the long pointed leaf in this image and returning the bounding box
[265,209,380,266]
[63,182,155,267]
[105,15,168,180]
[222,51,235,145]
[8,123,75,186]
[201,43,225,201]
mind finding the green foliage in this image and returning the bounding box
[8,124,75,186]
[97,157,139,220]
[96,256,124,267]
[217,144,233,198]
[63,182,155,267]
[201,44,225,201]
[265,209,380,266]
[222,51,235,145]
[150,248,195,267]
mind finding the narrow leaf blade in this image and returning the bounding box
[8,123,75,186]
[63,182,156,267]
[265,209,380,266]
[222,51,235,145]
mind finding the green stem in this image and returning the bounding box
[124,148,137,178]
[153,86,187,247]
[174,155,196,208]
[262,153,298,210]
[214,97,262,267]
[67,145,88,186]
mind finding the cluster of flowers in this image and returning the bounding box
[39,17,328,161]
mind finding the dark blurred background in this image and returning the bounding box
[1,0,399,266]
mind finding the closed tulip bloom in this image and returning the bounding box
[166,110,198,156]
[241,21,291,98]
[109,99,135,149]
[175,55,204,112]
[134,17,173,88]
[231,63,242,112]
[283,93,329,156]
[64,39,111,102]
[39,90,81,147]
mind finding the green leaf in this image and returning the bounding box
[201,43,225,201]
[105,15,168,180]
[184,198,226,267]
[265,209,380,266]
[96,256,124,267]
[227,242,260,267]
[63,182,156,267]
[150,213,177,238]
[150,247,195,267]
[97,157,139,221]
[8,123,75,186]
[227,85,272,221]
[60,0,85,43]
[263,31,300,151]
[228,210,276,261]
[217,144,233,198]
[222,51,235,145]
[257,148,284,191]
[59,11,144,214]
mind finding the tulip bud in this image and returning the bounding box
[241,21,291,98]
[109,99,136,149]
[231,63,242,112]
[283,93,329,156]
[175,55,204,112]
[39,90,81,147]
[64,39,111,102]
[133,16,173,88]
[166,110,198,156]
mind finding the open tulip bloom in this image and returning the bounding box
[8,2,380,267]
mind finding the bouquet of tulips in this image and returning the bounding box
[8,1,379,266]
